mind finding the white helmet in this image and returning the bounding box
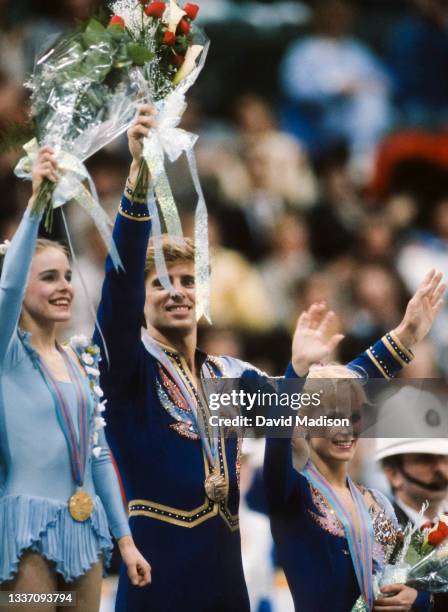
[374,386,448,461]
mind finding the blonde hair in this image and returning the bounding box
[0,239,68,278]
[144,235,195,278]
[303,363,366,415]
[34,239,69,258]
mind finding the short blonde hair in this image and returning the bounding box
[303,363,366,414]
[144,235,195,278]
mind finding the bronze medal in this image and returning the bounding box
[69,490,94,522]
[204,472,228,502]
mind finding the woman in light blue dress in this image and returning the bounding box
[0,147,151,611]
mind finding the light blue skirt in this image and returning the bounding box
[0,494,113,582]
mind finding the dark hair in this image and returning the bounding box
[381,455,403,470]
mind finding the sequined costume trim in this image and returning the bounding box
[139,342,239,531]
[307,483,399,568]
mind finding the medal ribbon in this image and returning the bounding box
[302,461,374,610]
[34,346,90,487]
[141,331,217,465]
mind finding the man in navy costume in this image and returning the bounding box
[94,106,439,611]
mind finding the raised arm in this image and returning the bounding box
[0,148,57,365]
[264,272,445,513]
[94,105,157,387]
[264,306,343,512]
[350,269,445,379]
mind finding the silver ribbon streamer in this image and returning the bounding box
[61,209,111,367]
[141,85,210,321]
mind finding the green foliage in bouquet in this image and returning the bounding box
[113,0,205,197]
[404,529,434,566]
[27,17,154,229]
[32,18,153,146]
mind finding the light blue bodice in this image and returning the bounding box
[0,210,130,582]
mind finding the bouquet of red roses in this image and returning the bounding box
[352,513,448,611]
[405,516,448,592]
[109,0,210,320]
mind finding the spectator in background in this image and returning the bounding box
[280,0,391,176]
[64,151,129,337]
[390,0,448,126]
[0,70,25,130]
[376,390,448,612]
[294,271,342,317]
[0,2,26,85]
[355,212,397,265]
[218,132,316,262]
[206,213,276,332]
[259,213,315,330]
[233,94,277,136]
[20,0,101,78]
[397,195,448,371]
[308,144,364,263]
[344,264,409,350]
[0,67,28,242]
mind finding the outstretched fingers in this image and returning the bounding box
[430,280,446,307]
[296,310,310,330]
[319,310,344,351]
[307,302,327,329]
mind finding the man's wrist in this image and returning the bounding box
[128,161,141,188]
[391,324,416,351]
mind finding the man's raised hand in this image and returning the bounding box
[393,269,446,350]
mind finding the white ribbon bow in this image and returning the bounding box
[15,138,122,271]
[141,88,210,322]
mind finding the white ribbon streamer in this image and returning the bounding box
[142,85,210,321]
[14,138,123,271]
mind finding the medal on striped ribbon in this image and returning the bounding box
[302,461,374,610]
[142,331,218,467]
[35,344,93,522]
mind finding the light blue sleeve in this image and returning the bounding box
[92,427,131,540]
[0,210,41,366]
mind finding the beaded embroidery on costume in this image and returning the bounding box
[308,483,399,566]
[156,367,199,440]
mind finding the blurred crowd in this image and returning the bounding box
[2,0,448,378]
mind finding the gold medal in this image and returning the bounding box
[204,471,228,502]
[68,490,94,522]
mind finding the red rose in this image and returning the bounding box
[163,31,176,46]
[108,15,125,28]
[183,3,199,20]
[427,522,448,547]
[144,2,166,18]
[177,18,190,35]
[172,53,185,67]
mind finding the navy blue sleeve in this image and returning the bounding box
[348,332,413,379]
[263,367,304,513]
[94,196,151,391]
[264,332,413,514]
[412,591,433,611]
